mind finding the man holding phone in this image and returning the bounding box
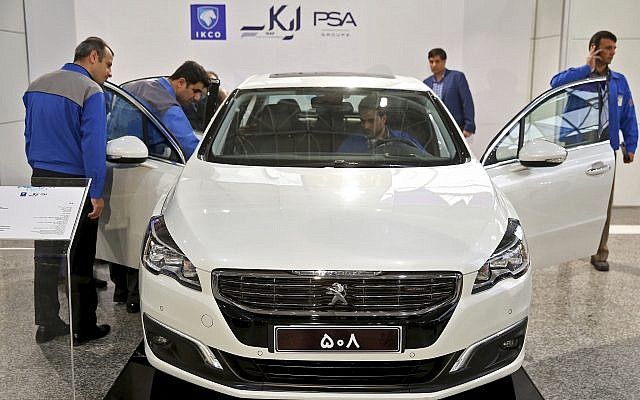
[550,30,638,271]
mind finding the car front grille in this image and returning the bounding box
[212,270,462,316]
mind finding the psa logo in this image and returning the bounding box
[314,10,357,39]
[313,11,357,27]
[190,4,227,40]
[241,5,301,40]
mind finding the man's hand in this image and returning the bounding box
[624,152,635,164]
[88,198,104,219]
[463,130,473,138]
[587,44,602,70]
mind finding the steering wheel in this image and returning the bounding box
[373,137,422,151]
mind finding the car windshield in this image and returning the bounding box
[203,88,465,167]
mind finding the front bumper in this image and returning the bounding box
[140,267,531,399]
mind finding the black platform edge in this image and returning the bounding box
[104,342,544,400]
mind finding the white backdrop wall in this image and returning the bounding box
[0,0,30,186]
[24,0,76,81]
[72,0,536,156]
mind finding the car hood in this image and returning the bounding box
[163,161,510,275]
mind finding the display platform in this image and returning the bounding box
[105,342,544,399]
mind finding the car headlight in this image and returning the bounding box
[142,215,201,291]
[473,218,529,294]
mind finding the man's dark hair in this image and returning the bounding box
[428,48,447,60]
[358,93,386,116]
[169,61,210,87]
[74,36,114,62]
[589,30,617,49]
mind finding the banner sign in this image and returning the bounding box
[0,186,87,240]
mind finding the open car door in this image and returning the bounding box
[481,77,614,268]
[96,82,186,269]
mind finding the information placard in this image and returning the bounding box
[0,186,87,240]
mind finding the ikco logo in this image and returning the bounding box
[240,5,358,41]
[190,4,227,40]
[241,5,301,40]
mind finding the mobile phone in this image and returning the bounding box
[620,142,631,162]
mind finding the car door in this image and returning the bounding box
[96,82,185,269]
[481,77,614,268]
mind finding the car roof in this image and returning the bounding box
[237,72,431,92]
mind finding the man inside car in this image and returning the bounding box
[338,94,425,154]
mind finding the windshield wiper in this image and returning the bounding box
[381,152,418,158]
[332,159,360,167]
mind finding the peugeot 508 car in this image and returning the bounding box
[98,72,614,398]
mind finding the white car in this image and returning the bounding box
[97,73,612,399]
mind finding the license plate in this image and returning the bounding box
[273,325,402,353]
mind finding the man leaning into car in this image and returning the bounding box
[109,61,210,311]
[123,60,210,159]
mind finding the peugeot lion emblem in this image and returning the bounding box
[326,283,347,305]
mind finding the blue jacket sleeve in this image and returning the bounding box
[162,106,200,158]
[550,65,591,88]
[619,77,639,154]
[81,92,107,198]
[456,73,476,133]
[22,94,31,166]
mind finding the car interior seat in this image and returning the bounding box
[312,95,356,151]
[252,101,303,153]
[385,97,439,156]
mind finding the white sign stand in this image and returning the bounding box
[0,185,88,240]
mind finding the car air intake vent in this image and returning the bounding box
[212,270,462,317]
[216,350,453,387]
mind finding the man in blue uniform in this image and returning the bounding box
[423,48,475,138]
[123,61,210,158]
[551,30,637,271]
[338,94,425,154]
[24,37,114,343]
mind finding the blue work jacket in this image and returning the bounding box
[551,64,638,154]
[338,129,426,154]
[23,63,106,198]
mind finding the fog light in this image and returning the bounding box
[149,333,170,346]
[500,337,521,350]
[450,319,527,373]
[144,313,225,379]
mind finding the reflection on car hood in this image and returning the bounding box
[163,161,510,275]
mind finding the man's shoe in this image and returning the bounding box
[94,277,108,289]
[126,302,140,314]
[73,324,111,345]
[35,323,70,343]
[591,258,610,271]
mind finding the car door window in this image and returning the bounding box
[486,123,520,163]
[484,80,605,165]
[105,87,182,163]
[523,82,604,148]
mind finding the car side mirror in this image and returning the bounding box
[107,136,148,164]
[518,139,567,167]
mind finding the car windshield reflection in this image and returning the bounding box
[204,88,463,167]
